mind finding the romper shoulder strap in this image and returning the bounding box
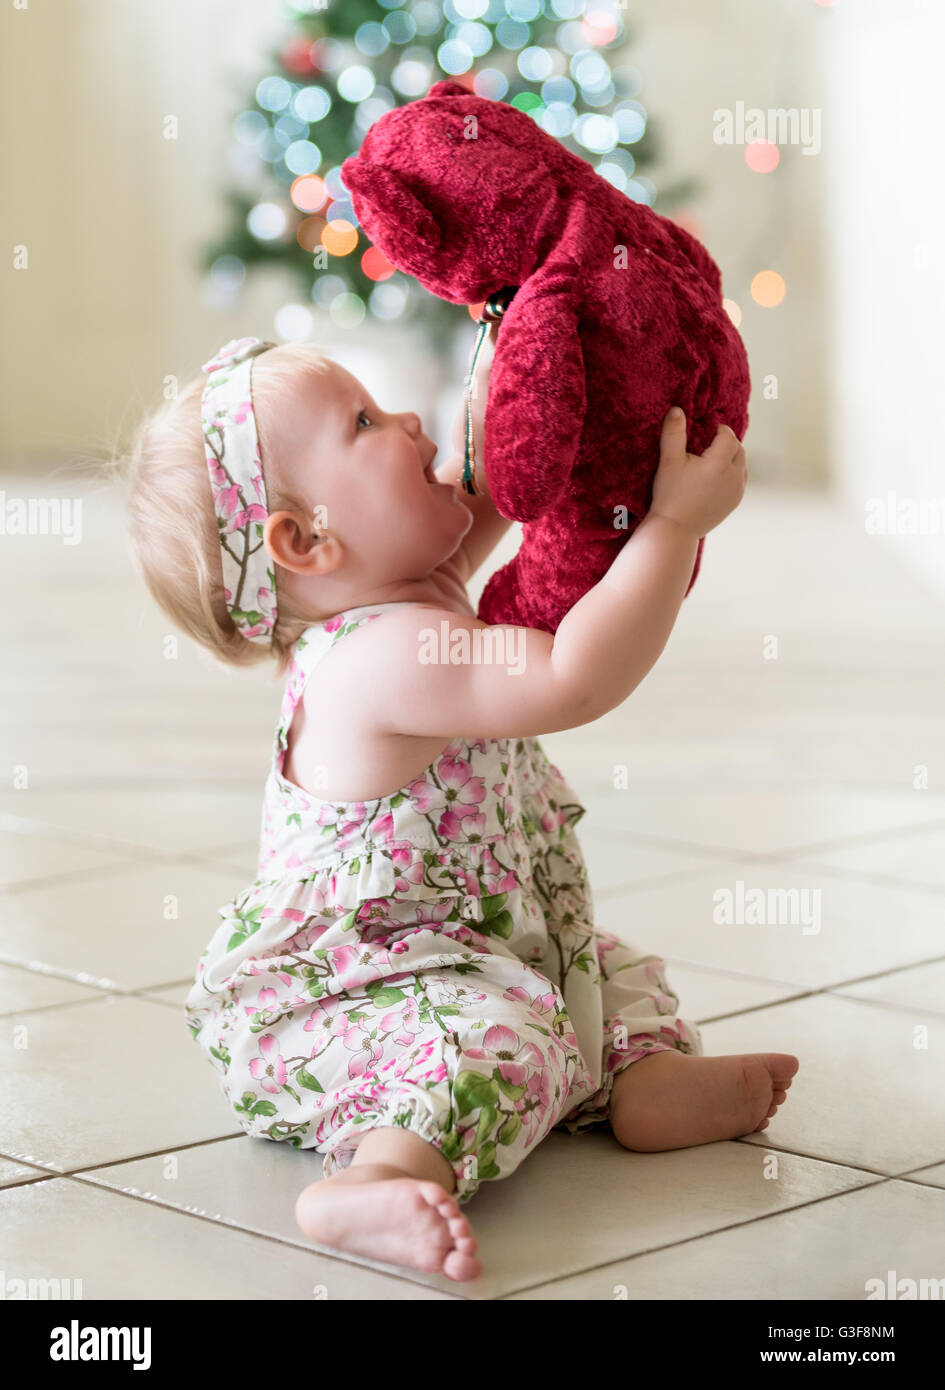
[272,602,418,774]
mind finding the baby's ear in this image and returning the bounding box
[341,161,441,260]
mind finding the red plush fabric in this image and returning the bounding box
[342,79,750,634]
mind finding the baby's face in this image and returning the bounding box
[272,361,472,586]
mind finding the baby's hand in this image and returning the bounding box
[650,407,747,538]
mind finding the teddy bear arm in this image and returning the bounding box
[485,298,587,522]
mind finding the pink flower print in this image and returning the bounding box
[406,774,440,813]
[504,984,560,1015]
[260,907,307,924]
[379,997,420,1048]
[390,843,424,892]
[250,471,265,504]
[465,1024,543,1086]
[231,504,268,529]
[248,1034,287,1094]
[439,757,486,818]
[216,484,241,518]
[345,1030,384,1081]
[369,811,395,843]
[303,996,350,1042]
[325,615,344,634]
[438,807,485,841]
[244,985,279,1018]
[520,1063,555,1139]
[540,811,558,833]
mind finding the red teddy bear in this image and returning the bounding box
[342,79,750,634]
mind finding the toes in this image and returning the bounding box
[772,1089,787,1104]
[442,1249,482,1283]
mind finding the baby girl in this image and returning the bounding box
[122,328,798,1284]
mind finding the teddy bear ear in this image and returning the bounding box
[341,160,441,258]
[427,79,472,100]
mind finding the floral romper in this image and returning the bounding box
[184,602,703,1205]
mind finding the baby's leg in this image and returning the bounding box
[296,1126,480,1283]
[610,1048,799,1151]
[561,930,799,1148]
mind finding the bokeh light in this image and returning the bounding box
[454,0,489,17]
[234,110,267,146]
[542,75,576,104]
[292,86,331,122]
[296,215,326,253]
[518,46,555,82]
[256,76,293,112]
[330,292,367,328]
[457,22,493,56]
[322,219,359,257]
[209,255,245,292]
[384,11,417,43]
[370,279,408,320]
[506,0,541,20]
[614,100,647,143]
[723,298,743,328]
[337,66,376,102]
[311,274,346,306]
[355,21,390,57]
[583,10,619,46]
[290,175,328,213]
[392,58,432,96]
[575,112,618,154]
[751,270,787,307]
[745,140,780,173]
[362,246,396,281]
[247,202,287,240]
[496,19,530,51]
[284,140,321,175]
[438,40,474,74]
[474,67,509,99]
[275,303,313,341]
[541,101,576,138]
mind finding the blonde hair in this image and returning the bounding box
[113,343,332,678]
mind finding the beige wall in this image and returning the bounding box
[2,0,827,487]
[822,0,945,600]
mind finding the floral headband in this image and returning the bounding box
[201,336,278,643]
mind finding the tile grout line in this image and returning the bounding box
[496,1172,900,1300]
[62,1171,469,1300]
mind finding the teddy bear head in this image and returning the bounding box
[341,79,588,304]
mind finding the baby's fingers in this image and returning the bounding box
[704,423,743,464]
[659,405,688,462]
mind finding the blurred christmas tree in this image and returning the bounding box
[202,0,699,346]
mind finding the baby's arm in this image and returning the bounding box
[359,408,746,740]
[437,323,513,581]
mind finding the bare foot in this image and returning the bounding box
[295,1171,482,1283]
[609,1050,799,1152]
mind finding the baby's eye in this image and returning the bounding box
[357,408,373,430]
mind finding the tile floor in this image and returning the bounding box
[1,474,943,1300]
